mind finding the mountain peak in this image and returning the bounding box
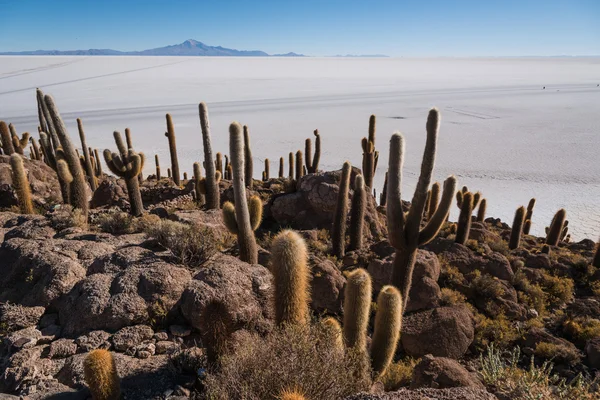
[183,39,202,46]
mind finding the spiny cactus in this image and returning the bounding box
[477,198,487,222]
[305,137,312,173]
[36,89,60,149]
[343,268,372,350]
[295,150,303,181]
[83,349,121,400]
[183,172,188,180]
[223,195,262,233]
[321,317,344,351]
[361,115,377,189]
[279,157,284,178]
[288,152,294,179]
[271,229,310,326]
[332,162,351,258]
[225,122,259,263]
[279,389,307,400]
[370,285,403,376]
[455,191,474,245]
[523,198,536,234]
[165,113,180,185]
[9,126,29,156]
[103,131,145,216]
[311,129,321,173]
[44,95,89,218]
[192,162,205,205]
[56,159,73,203]
[167,168,171,179]
[546,208,566,246]
[264,158,270,181]
[216,152,223,175]
[199,299,234,365]
[155,155,161,180]
[10,154,34,214]
[1,121,15,155]
[199,103,220,209]
[427,182,441,220]
[93,149,103,177]
[387,109,456,310]
[225,164,232,180]
[77,119,98,191]
[509,206,526,250]
[243,125,253,188]
[349,174,366,251]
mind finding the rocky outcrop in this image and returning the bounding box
[0,156,62,208]
[411,355,484,389]
[345,387,497,400]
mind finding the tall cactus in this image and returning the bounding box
[10,154,34,214]
[192,162,205,205]
[295,151,303,181]
[165,113,180,185]
[311,129,321,173]
[370,285,403,376]
[288,152,294,179]
[361,115,378,189]
[279,157,284,178]
[1,121,15,155]
[264,158,270,181]
[305,137,312,173]
[476,198,487,222]
[349,174,366,251]
[77,119,98,191]
[93,149,103,177]
[546,208,566,246]
[44,95,89,218]
[331,162,351,258]
[455,191,474,245]
[523,198,536,234]
[343,268,372,350]
[509,206,526,250]
[427,182,440,219]
[224,122,259,263]
[243,125,253,188]
[386,109,457,310]
[155,155,161,180]
[103,131,144,216]
[84,349,121,400]
[198,103,220,209]
[270,229,310,326]
[216,152,223,175]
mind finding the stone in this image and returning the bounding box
[0,303,45,333]
[310,257,345,313]
[75,330,111,352]
[585,337,600,369]
[169,325,192,337]
[411,355,484,389]
[0,156,62,208]
[48,339,78,359]
[112,325,154,352]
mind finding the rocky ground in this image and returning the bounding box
[0,156,599,399]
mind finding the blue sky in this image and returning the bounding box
[0,0,598,56]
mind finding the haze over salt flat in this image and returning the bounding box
[1,56,599,240]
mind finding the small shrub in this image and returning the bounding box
[438,257,466,287]
[204,323,371,399]
[49,205,88,231]
[379,358,418,391]
[143,219,217,267]
[471,273,506,299]
[440,288,466,306]
[96,212,135,234]
[540,273,574,308]
[514,273,547,316]
[487,237,510,257]
[562,317,600,347]
[534,342,581,366]
[473,312,519,351]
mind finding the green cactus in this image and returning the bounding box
[509,206,526,250]
[10,154,34,214]
[167,168,171,179]
[103,131,145,216]
[198,103,220,209]
[76,119,98,191]
[546,208,566,246]
[0,121,15,155]
[216,152,223,175]
[361,115,377,189]
[349,174,366,251]
[270,229,310,326]
[455,191,474,245]
[476,198,487,222]
[295,150,303,181]
[288,152,294,179]
[370,285,403,376]
[242,125,254,188]
[343,268,372,350]
[224,122,259,263]
[387,109,457,310]
[331,161,351,258]
[83,349,121,400]
[165,113,180,185]
[155,155,161,180]
[264,158,270,181]
[427,182,441,220]
[279,157,284,178]
[44,95,89,218]
[93,149,103,177]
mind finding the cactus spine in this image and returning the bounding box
[279,157,284,178]
[387,109,456,310]
[77,119,98,191]
[370,285,403,376]
[270,229,310,326]
[165,113,180,185]
[455,192,474,245]
[509,206,526,250]
[295,151,303,181]
[331,162,351,258]
[288,152,294,179]
[44,95,89,218]
[523,198,536,234]
[103,131,144,216]
[83,349,121,400]
[243,125,253,188]
[198,103,220,209]
[10,154,34,214]
[225,122,259,263]
[349,174,366,251]
[343,268,372,350]
[546,208,566,246]
[477,198,487,222]
[1,121,15,155]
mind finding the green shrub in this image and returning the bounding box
[563,317,600,346]
[440,288,466,306]
[534,342,581,366]
[378,358,418,391]
[473,312,519,351]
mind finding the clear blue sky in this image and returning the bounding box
[0,0,598,56]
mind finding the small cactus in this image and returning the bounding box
[349,174,366,251]
[77,119,98,191]
[165,113,180,185]
[321,317,344,351]
[476,198,487,222]
[198,103,220,209]
[243,125,254,188]
[295,151,303,181]
[546,208,566,246]
[523,198,536,234]
[361,115,377,189]
[222,195,262,234]
[305,137,312,173]
[427,182,440,219]
[193,162,205,205]
[270,230,310,326]
[343,268,372,350]
[93,149,103,177]
[279,389,306,400]
[509,206,526,250]
[83,349,121,400]
[455,191,474,245]
[264,158,270,181]
[56,159,73,203]
[279,157,284,178]
[9,125,29,156]
[1,121,15,155]
[312,129,321,173]
[331,162,351,258]
[370,285,403,376]
[288,152,294,179]
[215,152,223,175]
[199,299,234,365]
[167,168,171,179]
[10,154,34,214]
[155,155,161,180]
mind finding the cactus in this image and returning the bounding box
[103,131,145,216]
[216,152,223,175]
[93,149,103,177]
[427,182,441,219]
[349,174,366,251]
[199,299,234,365]
[165,113,180,185]
[295,151,303,181]
[477,198,487,222]
[279,389,306,400]
[321,317,344,351]
[270,229,310,326]
[198,103,220,209]
[44,95,89,218]
[56,159,73,203]
[379,172,388,207]
[167,168,171,179]
[593,239,599,268]
[311,129,321,173]
[10,154,34,214]
[224,122,259,263]
[83,349,121,400]
[1,121,15,155]
[76,119,98,191]
[183,172,188,180]
[509,206,526,250]
[9,126,30,155]
[370,285,403,376]
[222,195,262,234]
[387,109,456,310]
[36,89,60,149]
[343,268,372,350]
[242,125,254,188]
[226,164,232,180]
[192,162,205,205]
[523,198,535,234]
[361,115,377,189]
[305,137,313,173]
[288,152,294,179]
[331,162,351,258]
[279,157,284,178]
[264,158,270,181]
[455,192,474,245]
[546,208,566,246]
[154,154,161,180]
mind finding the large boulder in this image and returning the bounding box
[0,156,61,208]
[310,257,345,314]
[90,176,128,208]
[402,305,475,359]
[411,355,484,389]
[585,337,600,369]
[0,303,45,334]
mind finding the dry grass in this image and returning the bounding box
[49,205,87,230]
[378,358,419,391]
[96,211,136,234]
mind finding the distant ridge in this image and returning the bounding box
[0,39,305,57]
[331,54,389,58]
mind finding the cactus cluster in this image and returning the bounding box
[361,115,379,190]
[77,118,98,191]
[305,129,321,173]
[455,187,482,245]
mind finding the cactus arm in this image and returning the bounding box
[386,133,406,249]
[418,175,457,245]
[312,129,321,172]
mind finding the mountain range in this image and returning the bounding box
[0,39,306,57]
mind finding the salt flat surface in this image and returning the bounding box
[1,56,599,240]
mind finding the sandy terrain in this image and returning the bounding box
[1,56,599,239]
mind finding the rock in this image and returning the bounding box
[112,325,154,352]
[0,303,45,333]
[520,328,582,365]
[411,355,484,389]
[169,325,191,337]
[180,253,273,335]
[39,313,58,329]
[344,387,497,400]
[311,258,345,313]
[367,258,392,292]
[155,341,180,355]
[75,330,111,352]
[482,252,514,281]
[3,215,56,240]
[154,331,169,341]
[4,326,42,351]
[438,242,481,275]
[133,342,155,359]
[402,305,475,359]
[90,176,128,208]
[525,253,551,269]
[0,156,62,208]
[585,337,600,369]
[406,276,442,313]
[2,345,60,392]
[48,339,78,359]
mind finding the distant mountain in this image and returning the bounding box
[331,54,389,58]
[0,39,305,57]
